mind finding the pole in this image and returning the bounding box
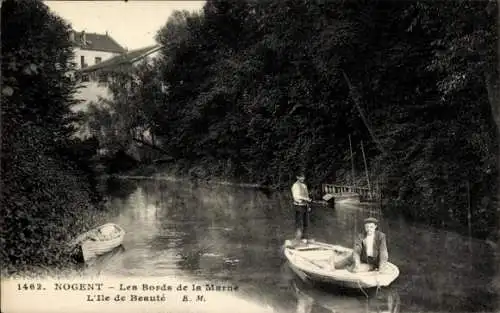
[342,71,387,155]
[349,134,356,190]
[466,180,472,254]
[360,140,372,200]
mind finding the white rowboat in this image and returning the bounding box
[70,223,125,262]
[283,239,399,289]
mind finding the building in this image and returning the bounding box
[76,44,162,110]
[74,44,163,147]
[69,30,127,111]
[81,44,162,75]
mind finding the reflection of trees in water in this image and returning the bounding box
[386,221,498,312]
[328,204,498,312]
[137,180,292,278]
[461,239,498,313]
[82,245,126,277]
[105,178,138,200]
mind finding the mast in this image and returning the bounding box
[360,140,372,200]
[348,134,356,189]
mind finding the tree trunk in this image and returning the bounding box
[485,71,500,136]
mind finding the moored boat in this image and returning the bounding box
[70,223,125,262]
[283,239,399,289]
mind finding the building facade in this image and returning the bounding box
[74,43,163,144]
[78,44,163,109]
[69,30,127,111]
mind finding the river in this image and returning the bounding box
[87,177,498,313]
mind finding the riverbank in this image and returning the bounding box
[1,206,110,279]
[111,162,276,190]
[1,153,113,279]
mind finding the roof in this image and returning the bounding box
[72,31,126,54]
[80,44,162,73]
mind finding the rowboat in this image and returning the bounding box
[283,239,399,289]
[70,223,125,262]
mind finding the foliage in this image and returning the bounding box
[97,0,498,239]
[1,0,105,274]
[85,59,166,162]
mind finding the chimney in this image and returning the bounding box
[69,30,75,42]
[105,30,109,36]
[81,30,86,44]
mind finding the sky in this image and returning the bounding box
[45,1,206,50]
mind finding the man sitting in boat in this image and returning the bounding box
[291,172,312,243]
[332,217,389,272]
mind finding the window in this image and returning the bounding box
[95,57,102,64]
[81,74,89,82]
[80,56,85,68]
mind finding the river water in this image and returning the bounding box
[88,178,499,313]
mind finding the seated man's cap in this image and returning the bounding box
[364,217,378,224]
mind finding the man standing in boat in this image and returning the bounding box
[291,172,312,242]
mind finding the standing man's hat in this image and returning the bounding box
[364,217,378,224]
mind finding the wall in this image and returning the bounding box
[72,47,120,70]
[73,81,112,110]
[73,49,163,111]
[71,49,162,140]
[71,47,121,113]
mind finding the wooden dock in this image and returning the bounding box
[322,183,379,202]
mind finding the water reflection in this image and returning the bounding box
[83,245,126,276]
[290,274,401,313]
[96,178,498,313]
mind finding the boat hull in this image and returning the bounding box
[283,240,399,289]
[80,223,125,262]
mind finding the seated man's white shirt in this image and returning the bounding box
[365,234,374,257]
